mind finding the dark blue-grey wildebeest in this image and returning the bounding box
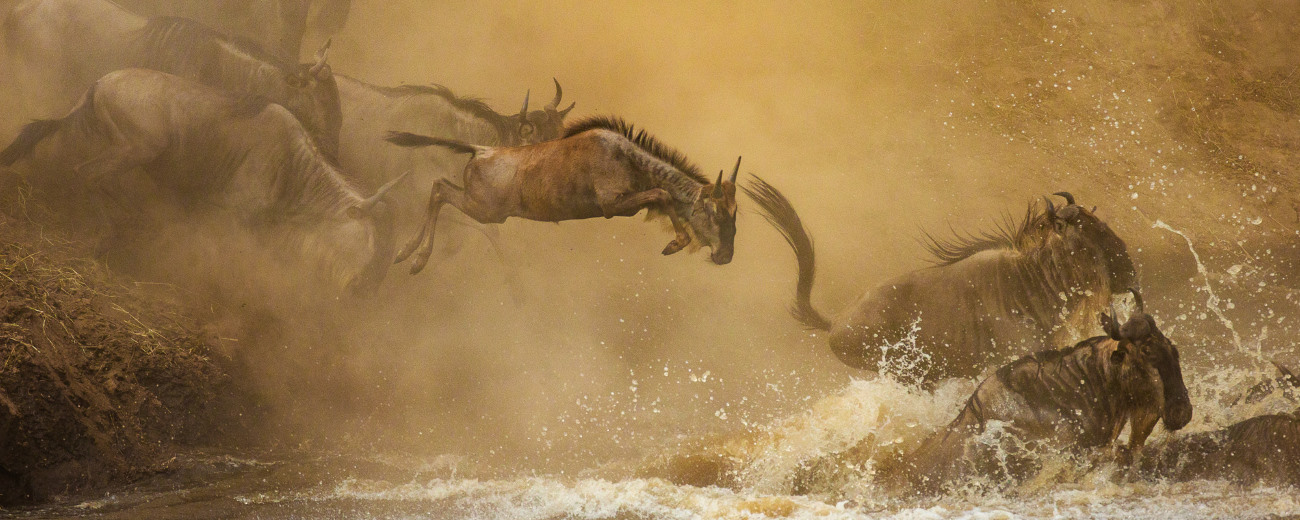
[0,69,400,295]
[4,0,341,159]
[746,178,1137,385]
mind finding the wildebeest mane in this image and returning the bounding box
[565,116,706,184]
[921,202,1051,266]
[135,16,295,74]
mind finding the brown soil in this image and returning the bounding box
[0,182,238,505]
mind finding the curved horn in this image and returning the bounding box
[309,38,332,77]
[1042,196,1057,218]
[352,171,411,216]
[559,101,576,118]
[1129,287,1144,315]
[1053,191,1076,206]
[713,170,724,198]
[519,90,530,118]
[546,78,563,111]
[730,156,742,184]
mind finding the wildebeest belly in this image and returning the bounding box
[499,140,638,222]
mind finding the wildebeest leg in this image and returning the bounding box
[1117,409,1160,467]
[403,179,488,275]
[76,154,142,257]
[599,188,690,255]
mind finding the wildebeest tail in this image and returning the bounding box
[741,174,832,331]
[384,131,484,155]
[0,119,61,167]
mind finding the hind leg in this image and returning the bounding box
[75,154,144,257]
[400,179,501,275]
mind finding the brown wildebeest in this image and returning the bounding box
[384,116,739,273]
[113,0,352,62]
[0,69,401,295]
[4,0,342,159]
[1140,412,1300,487]
[745,177,1137,385]
[338,76,572,229]
[893,291,1193,495]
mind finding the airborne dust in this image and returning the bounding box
[3,0,1300,517]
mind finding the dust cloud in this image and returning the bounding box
[3,0,1298,483]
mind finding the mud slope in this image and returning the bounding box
[0,194,233,505]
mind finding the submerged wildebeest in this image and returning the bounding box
[0,68,401,295]
[893,292,1192,494]
[745,179,1136,384]
[384,116,740,273]
[112,0,352,62]
[4,0,342,159]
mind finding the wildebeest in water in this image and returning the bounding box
[384,116,740,273]
[4,0,342,159]
[893,291,1193,495]
[0,69,402,295]
[745,178,1137,384]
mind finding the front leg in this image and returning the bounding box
[1117,409,1160,467]
[661,212,692,255]
[599,188,671,218]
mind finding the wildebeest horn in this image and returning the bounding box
[559,101,576,118]
[713,170,724,197]
[1053,191,1076,206]
[1129,287,1144,315]
[546,78,563,111]
[519,90,530,118]
[1043,196,1056,218]
[1103,305,1122,340]
[730,156,741,184]
[309,38,332,77]
[351,171,411,217]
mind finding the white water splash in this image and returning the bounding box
[1152,220,1245,353]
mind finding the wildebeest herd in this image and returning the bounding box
[2,0,1297,497]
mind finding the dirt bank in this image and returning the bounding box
[0,187,237,505]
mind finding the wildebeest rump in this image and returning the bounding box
[4,0,342,159]
[745,178,1137,384]
[895,294,1192,494]
[337,75,573,227]
[0,68,400,295]
[384,116,740,273]
[112,0,352,62]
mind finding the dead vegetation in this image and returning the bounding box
[0,178,235,505]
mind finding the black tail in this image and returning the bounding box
[741,175,832,331]
[384,131,482,155]
[0,119,61,167]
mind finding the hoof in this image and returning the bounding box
[662,241,686,255]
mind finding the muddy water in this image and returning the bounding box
[12,331,1300,520]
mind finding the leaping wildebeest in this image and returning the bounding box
[337,75,573,228]
[4,0,342,159]
[0,68,401,295]
[745,178,1137,384]
[384,116,739,273]
[895,292,1193,494]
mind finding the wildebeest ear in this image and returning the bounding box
[1099,312,1121,340]
[346,206,365,220]
[1058,205,1080,221]
[1110,348,1127,365]
[287,73,309,88]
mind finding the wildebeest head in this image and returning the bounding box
[334,172,408,296]
[1044,191,1137,292]
[687,156,741,265]
[285,39,343,160]
[506,79,575,145]
[1100,289,1193,430]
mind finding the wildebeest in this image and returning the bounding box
[336,75,573,224]
[1140,411,1300,487]
[0,68,400,295]
[4,0,342,159]
[384,116,740,273]
[112,0,352,62]
[894,294,1192,494]
[745,178,1137,384]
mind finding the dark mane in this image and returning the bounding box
[383,83,507,124]
[136,16,295,72]
[921,201,1051,266]
[564,116,706,183]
